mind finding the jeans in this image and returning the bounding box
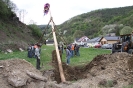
[35,55,40,70]
[76,50,80,56]
[66,55,71,64]
[71,50,74,57]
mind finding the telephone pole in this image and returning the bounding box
[19,10,22,21]
[18,9,27,23]
[22,9,27,23]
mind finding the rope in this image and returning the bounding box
[52,21,68,45]
[38,18,52,44]
[38,10,67,46]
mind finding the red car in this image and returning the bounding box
[94,44,101,48]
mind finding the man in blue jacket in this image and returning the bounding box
[64,47,71,65]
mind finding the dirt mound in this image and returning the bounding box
[62,52,133,88]
[1,52,133,88]
[0,59,64,88]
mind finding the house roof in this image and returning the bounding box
[87,37,101,43]
[104,36,120,41]
[46,40,54,44]
[78,36,89,42]
[87,36,120,43]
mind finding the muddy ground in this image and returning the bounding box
[0,52,133,88]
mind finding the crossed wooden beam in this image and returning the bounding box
[38,17,66,82]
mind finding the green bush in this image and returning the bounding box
[0,0,13,19]
[120,26,133,35]
[28,24,42,38]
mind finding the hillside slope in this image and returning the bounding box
[57,5,133,43]
[0,0,44,51]
[0,19,40,51]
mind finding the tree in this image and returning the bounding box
[120,26,133,35]
[28,24,42,38]
[0,0,17,19]
[0,0,9,16]
[66,36,74,44]
[73,30,84,38]
[2,0,18,12]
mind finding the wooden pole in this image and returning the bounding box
[52,21,68,45]
[51,17,66,82]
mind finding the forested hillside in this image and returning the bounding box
[0,0,42,51]
[57,6,133,43]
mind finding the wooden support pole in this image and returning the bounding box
[52,22,67,45]
[51,17,66,82]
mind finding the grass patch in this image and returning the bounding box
[0,46,111,70]
[123,84,133,88]
[69,48,111,66]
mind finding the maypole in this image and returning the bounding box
[43,3,66,82]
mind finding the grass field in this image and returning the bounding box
[0,45,111,70]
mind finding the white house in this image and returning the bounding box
[74,36,89,45]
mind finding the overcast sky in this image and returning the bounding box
[11,0,133,25]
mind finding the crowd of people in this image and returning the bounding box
[27,43,80,69]
[67,43,80,57]
[64,43,80,65]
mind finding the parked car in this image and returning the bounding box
[108,44,113,49]
[101,44,112,49]
[87,44,94,48]
[94,44,101,48]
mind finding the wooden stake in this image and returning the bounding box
[51,17,66,82]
